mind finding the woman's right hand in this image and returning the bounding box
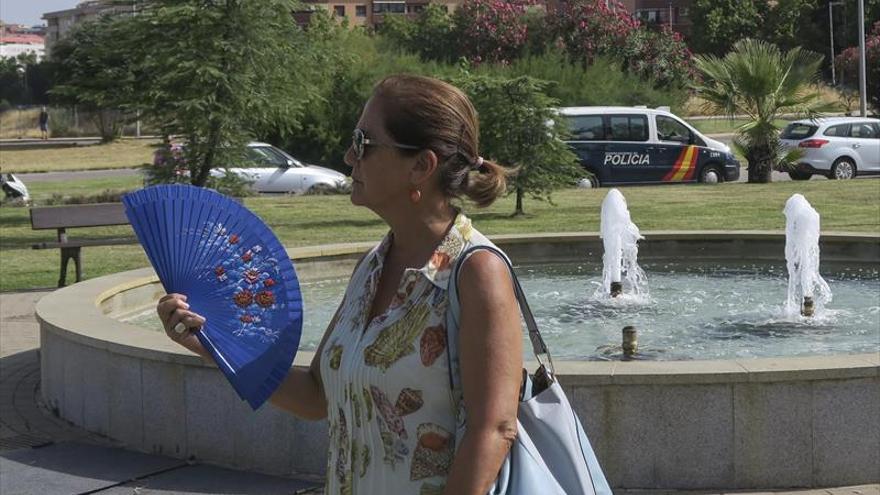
[157,293,210,359]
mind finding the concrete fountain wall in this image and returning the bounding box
[36,232,880,489]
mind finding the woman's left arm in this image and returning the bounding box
[443,251,524,495]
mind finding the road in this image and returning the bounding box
[7,134,869,185]
[16,168,142,183]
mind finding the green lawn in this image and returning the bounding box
[1,177,878,291]
[688,118,791,135]
[0,139,158,173]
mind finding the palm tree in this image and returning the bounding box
[693,39,831,183]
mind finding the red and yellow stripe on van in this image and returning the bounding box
[663,146,699,182]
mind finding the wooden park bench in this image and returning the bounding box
[30,203,137,287]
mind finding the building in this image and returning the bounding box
[298,0,693,35]
[618,0,693,37]
[0,22,46,60]
[296,0,459,28]
[42,1,132,56]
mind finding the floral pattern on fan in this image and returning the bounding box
[200,222,287,344]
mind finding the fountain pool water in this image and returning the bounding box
[122,261,880,361]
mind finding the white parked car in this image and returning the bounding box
[153,142,349,194]
[221,142,349,194]
[780,117,880,180]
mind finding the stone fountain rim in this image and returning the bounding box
[36,230,880,387]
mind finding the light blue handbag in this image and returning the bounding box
[446,244,613,495]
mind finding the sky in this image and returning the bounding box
[1,0,79,26]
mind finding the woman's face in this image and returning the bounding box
[345,97,417,212]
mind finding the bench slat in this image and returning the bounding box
[30,203,131,230]
[32,238,139,250]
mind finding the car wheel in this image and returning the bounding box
[829,158,856,180]
[699,166,722,184]
[788,170,812,181]
[306,183,335,195]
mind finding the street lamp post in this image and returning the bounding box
[857,0,867,116]
[829,1,844,86]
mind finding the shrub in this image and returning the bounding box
[835,21,880,114]
[451,0,536,65]
[41,189,132,206]
[476,52,689,111]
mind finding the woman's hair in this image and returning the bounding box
[372,74,511,208]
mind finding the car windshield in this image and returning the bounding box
[781,123,818,139]
[245,146,301,167]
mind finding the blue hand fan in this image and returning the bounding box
[122,184,303,410]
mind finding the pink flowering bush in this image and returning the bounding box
[552,0,693,87]
[622,26,696,87]
[551,0,638,64]
[452,0,536,64]
[835,21,880,113]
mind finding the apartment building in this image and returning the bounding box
[619,0,693,36]
[42,1,133,56]
[297,0,459,28]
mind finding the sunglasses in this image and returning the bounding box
[351,128,420,161]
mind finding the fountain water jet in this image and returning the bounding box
[783,194,832,317]
[597,189,648,298]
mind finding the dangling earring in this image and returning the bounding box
[409,189,421,204]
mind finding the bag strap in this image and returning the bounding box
[445,245,555,398]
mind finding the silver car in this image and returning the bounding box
[780,117,880,180]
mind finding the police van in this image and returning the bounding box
[559,107,741,186]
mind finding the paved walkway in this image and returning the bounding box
[0,290,876,494]
[0,291,320,494]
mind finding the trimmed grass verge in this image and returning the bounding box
[0,139,157,173]
[1,177,877,291]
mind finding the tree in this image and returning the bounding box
[690,0,768,55]
[50,16,137,141]
[454,73,581,216]
[381,4,456,63]
[836,21,880,113]
[693,40,831,183]
[0,54,33,106]
[113,0,317,186]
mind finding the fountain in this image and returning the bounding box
[33,197,880,489]
[597,189,647,299]
[783,194,832,318]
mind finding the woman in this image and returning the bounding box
[157,74,523,495]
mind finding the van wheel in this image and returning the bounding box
[699,166,722,184]
[829,158,856,180]
[577,176,600,188]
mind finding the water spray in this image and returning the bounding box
[598,189,647,298]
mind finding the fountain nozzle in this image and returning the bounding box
[622,326,637,358]
[801,296,815,317]
[610,281,623,298]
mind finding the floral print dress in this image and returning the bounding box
[320,213,489,495]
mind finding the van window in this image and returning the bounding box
[566,115,605,140]
[823,124,850,137]
[849,122,879,139]
[781,123,818,139]
[608,115,648,142]
[656,115,692,143]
